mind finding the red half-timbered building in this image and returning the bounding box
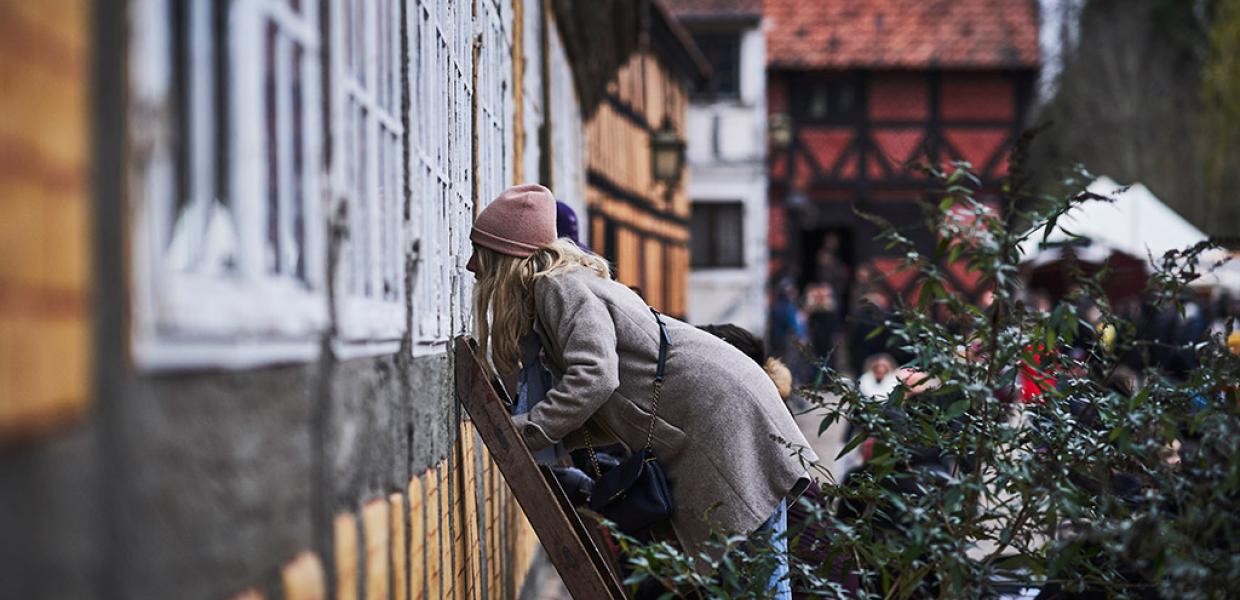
[765,0,1040,303]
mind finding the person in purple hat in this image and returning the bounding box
[555,199,588,251]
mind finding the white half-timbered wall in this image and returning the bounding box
[547,20,587,241]
[130,0,516,369]
[517,2,586,243]
[520,0,544,184]
[685,22,770,335]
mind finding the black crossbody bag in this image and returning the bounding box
[584,308,675,534]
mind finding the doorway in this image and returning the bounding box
[799,227,855,299]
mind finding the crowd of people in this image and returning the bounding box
[768,240,1240,495]
[767,235,896,382]
[768,239,1239,392]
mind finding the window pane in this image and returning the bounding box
[357,105,370,296]
[375,0,386,110]
[689,204,713,267]
[171,0,190,235]
[345,102,359,293]
[797,77,859,123]
[265,22,281,275]
[389,132,401,301]
[808,83,830,120]
[715,204,744,267]
[165,0,240,276]
[344,0,355,75]
[354,0,366,85]
[378,136,390,299]
[690,203,744,268]
[291,44,306,282]
[135,0,329,350]
[213,0,230,234]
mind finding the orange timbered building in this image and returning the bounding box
[585,0,709,318]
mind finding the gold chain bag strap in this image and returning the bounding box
[583,308,675,534]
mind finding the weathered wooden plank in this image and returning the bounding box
[453,336,627,600]
[407,475,426,600]
[361,499,390,600]
[388,493,407,600]
[334,512,360,600]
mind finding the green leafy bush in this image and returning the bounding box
[614,155,1240,599]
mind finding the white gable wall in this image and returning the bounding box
[685,23,769,335]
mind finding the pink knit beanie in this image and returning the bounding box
[470,183,558,257]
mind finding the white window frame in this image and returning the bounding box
[330,0,407,348]
[129,0,327,371]
[471,0,515,325]
[408,0,470,354]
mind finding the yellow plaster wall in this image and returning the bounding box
[0,0,92,443]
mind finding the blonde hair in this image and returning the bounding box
[472,238,610,377]
[763,357,793,400]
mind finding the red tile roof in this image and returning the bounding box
[666,0,763,19]
[766,0,1040,69]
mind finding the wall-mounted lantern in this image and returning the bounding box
[650,121,685,184]
[769,113,793,149]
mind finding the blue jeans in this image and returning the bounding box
[755,499,791,599]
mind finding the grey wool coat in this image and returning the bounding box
[511,266,817,559]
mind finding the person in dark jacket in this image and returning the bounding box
[769,278,808,379]
[804,282,843,368]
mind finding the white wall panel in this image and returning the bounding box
[547,18,587,243]
[685,22,769,334]
[520,0,544,184]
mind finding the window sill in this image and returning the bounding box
[133,338,321,372]
[133,270,329,371]
[337,296,406,343]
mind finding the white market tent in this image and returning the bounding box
[1019,176,1240,294]
[1190,249,1240,292]
[1019,176,1209,268]
[1019,176,1208,264]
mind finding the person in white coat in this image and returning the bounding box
[857,353,899,401]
